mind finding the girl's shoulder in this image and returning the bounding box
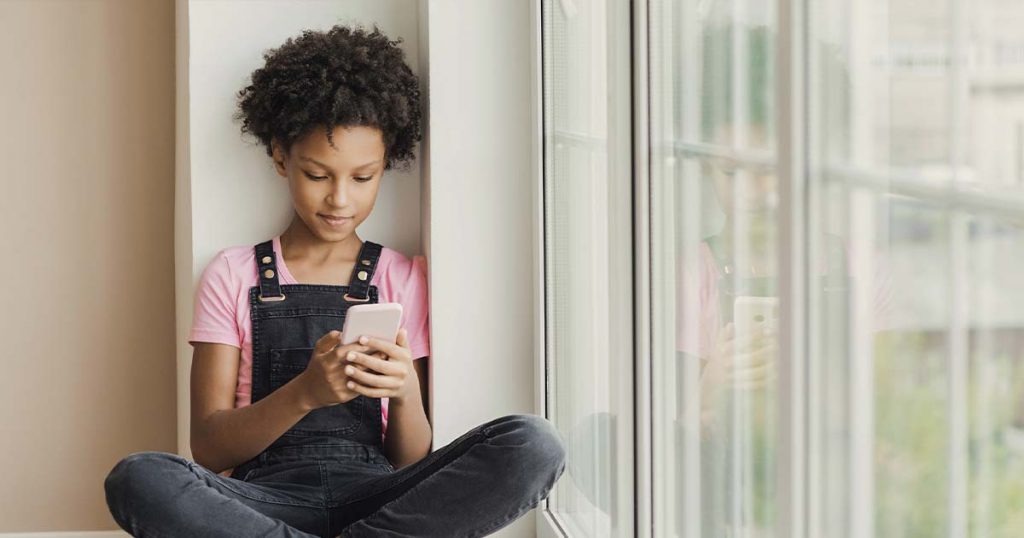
[202,240,426,291]
[226,242,264,265]
[377,245,409,268]
[211,242,264,274]
[197,242,266,292]
[374,246,429,305]
[376,246,428,283]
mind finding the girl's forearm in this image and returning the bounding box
[382,381,432,469]
[191,376,314,475]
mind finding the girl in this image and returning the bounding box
[104,24,566,538]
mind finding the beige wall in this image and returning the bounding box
[0,0,176,532]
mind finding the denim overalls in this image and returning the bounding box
[228,238,389,483]
[103,237,569,537]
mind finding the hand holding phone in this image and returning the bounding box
[336,303,419,403]
[341,303,404,349]
[702,296,779,398]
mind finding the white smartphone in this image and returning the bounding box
[733,296,779,341]
[341,303,404,347]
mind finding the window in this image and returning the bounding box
[541,0,635,535]
[542,0,1024,536]
[649,2,781,536]
[807,1,1024,536]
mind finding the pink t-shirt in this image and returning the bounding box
[676,241,895,358]
[188,234,431,444]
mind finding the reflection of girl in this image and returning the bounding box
[673,131,784,538]
[680,145,782,409]
[675,130,895,537]
[103,25,566,538]
[678,141,895,418]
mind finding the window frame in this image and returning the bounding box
[538,0,1024,536]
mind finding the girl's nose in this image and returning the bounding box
[328,182,349,206]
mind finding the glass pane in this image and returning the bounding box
[810,0,1024,536]
[964,217,1024,537]
[809,192,1024,538]
[541,0,634,536]
[650,0,779,536]
[810,189,954,538]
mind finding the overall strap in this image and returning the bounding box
[255,240,285,302]
[344,241,383,302]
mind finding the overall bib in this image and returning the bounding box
[103,237,568,537]
[229,238,388,482]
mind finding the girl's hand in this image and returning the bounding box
[699,322,778,421]
[707,322,778,390]
[295,330,373,410]
[344,328,418,401]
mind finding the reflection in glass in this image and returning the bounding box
[541,0,634,536]
[651,1,780,535]
[652,0,1024,536]
[809,0,1024,537]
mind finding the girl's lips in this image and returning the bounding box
[318,214,352,227]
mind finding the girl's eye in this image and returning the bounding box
[304,172,373,182]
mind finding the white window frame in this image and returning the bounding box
[538,0,1024,537]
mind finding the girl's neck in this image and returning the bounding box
[280,215,363,265]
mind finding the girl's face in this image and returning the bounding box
[705,123,778,216]
[272,125,386,243]
[708,158,778,215]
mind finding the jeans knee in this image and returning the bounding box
[104,451,190,516]
[494,414,567,486]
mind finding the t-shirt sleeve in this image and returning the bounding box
[676,243,719,360]
[394,254,431,360]
[188,250,241,348]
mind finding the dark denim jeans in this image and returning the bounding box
[105,414,567,537]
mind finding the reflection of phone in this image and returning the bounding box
[341,303,404,348]
[733,296,779,341]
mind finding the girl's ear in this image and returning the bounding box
[270,139,288,178]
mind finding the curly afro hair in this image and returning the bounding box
[234,24,422,171]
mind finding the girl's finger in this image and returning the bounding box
[345,364,401,389]
[332,343,372,360]
[731,330,770,354]
[315,330,343,356]
[729,362,774,387]
[736,337,777,360]
[357,334,409,360]
[735,365,778,390]
[729,358,775,384]
[346,381,396,399]
[730,344,776,371]
[346,351,400,375]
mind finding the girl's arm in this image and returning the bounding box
[381,357,432,469]
[190,342,314,474]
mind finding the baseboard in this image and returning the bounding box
[0,528,131,532]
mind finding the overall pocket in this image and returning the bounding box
[269,347,366,435]
[268,347,315,390]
